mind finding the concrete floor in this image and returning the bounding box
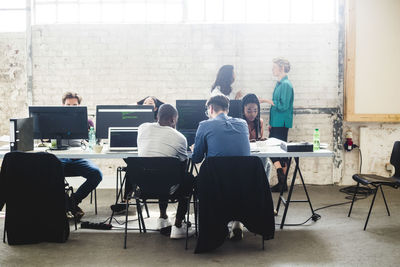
[1,185,400,266]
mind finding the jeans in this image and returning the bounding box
[260,157,272,183]
[60,158,103,204]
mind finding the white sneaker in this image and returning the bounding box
[170,223,195,239]
[157,217,172,230]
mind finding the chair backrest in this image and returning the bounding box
[0,151,68,245]
[390,141,400,178]
[125,157,186,199]
[195,156,274,253]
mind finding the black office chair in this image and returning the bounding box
[348,141,400,230]
[123,157,194,249]
[195,156,275,253]
[0,152,69,245]
[89,189,98,215]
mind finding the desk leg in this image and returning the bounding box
[297,158,315,215]
[280,159,298,229]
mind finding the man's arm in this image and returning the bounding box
[176,135,188,162]
[191,123,207,164]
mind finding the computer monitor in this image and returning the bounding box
[228,100,243,119]
[176,99,243,131]
[176,100,208,131]
[29,106,89,149]
[96,105,154,139]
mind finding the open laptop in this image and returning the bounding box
[107,127,138,152]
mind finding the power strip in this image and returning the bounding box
[81,221,112,230]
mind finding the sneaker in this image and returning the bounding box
[170,223,195,239]
[230,222,243,241]
[157,217,172,230]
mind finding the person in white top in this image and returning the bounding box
[210,65,243,100]
[137,104,195,239]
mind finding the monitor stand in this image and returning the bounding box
[49,136,69,150]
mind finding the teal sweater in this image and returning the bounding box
[269,76,294,128]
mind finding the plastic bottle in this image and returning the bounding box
[89,127,96,151]
[313,128,320,152]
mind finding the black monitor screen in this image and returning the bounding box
[110,131,138,148]
[228,100,243,119]
[29,106,88,140]
[96,105,154,139]
[176,99,243,131]
[176,100,208,131]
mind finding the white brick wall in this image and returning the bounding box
[0,24,398,187]
[0,33,28,136]
[31,24,339,114]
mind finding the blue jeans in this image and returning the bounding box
[60,159,103,204]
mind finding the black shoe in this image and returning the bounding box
[73,206,85,222]
[111,203,127,214]
[271,169,288,192]
[270,183,288,193]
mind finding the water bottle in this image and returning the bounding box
[89,127,96,151]
[313,128,320,152]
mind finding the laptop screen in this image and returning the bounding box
[109,127,138,150]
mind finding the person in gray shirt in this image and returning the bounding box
[137,104,195,239]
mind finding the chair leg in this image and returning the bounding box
[364,187,378,231]
[348,182,359,217]
[94,189,98,215]
[194,193,198,237]
[185,196,190,250]
[379,185,391,216]
[69,187,78,230]
[136,199,146,233]
[124,199,129,249]
[3,215,6,243]
[262,236,265,250]
[143,200,150,218]
[90,191,93,204]
[135,199,142,233]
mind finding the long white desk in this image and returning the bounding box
[1,145,334,229]
[0,146,333,159]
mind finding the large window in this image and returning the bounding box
[32,0,337,25]
[0,0,26,32]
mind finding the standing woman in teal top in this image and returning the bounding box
[260,58,294,192]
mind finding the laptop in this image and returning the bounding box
[108,127,138,151]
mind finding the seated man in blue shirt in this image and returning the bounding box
[191,95,251,240]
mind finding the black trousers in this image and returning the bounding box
[125,173,195,222]
[269,126,289,167]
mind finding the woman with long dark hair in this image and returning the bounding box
[211,65,242,100]
[242,93,264,141]
[242,93,271,183]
